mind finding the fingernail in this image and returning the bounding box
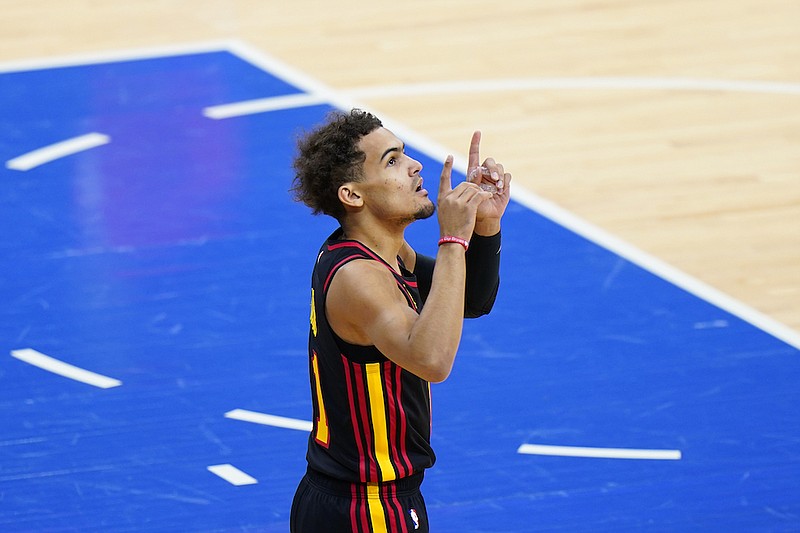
[497,180,504,189]
[491,171,499,181]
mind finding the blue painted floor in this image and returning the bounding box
[1,47,798,532]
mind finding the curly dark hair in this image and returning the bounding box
[291,109,383,221]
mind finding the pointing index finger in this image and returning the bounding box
[468,130,482,173]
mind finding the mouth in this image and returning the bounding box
[415,178,425,194]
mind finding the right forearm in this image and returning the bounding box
[404,149,489,380]
[407,244,467,382]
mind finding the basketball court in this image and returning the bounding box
[2,3,799,531]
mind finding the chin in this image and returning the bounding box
[414,203,436,221]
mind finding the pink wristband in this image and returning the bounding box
[438,236,469,251]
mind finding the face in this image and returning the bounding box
[354,127,434,224]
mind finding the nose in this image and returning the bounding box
[409,156,422,175]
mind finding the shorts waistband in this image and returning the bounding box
[305,467,424,497]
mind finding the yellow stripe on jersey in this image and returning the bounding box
[366,482,389,533]
[310,289,317,337]
[365,363,396,481]
[311,352,329,446]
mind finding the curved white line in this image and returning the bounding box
[224,408,312,431]
[518,443,682,460]
[10,348,122,389]
[6,133,110,171]
[207,464,258,486]
[202,74,800,120]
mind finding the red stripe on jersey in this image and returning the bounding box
[382,484,399,533]
[358,484,370,533]
[342,356,368,483]
[350,483,359,532]
[389,483,410,533]
[328,240,377,258]
[351,362,379,482]
[383,361,407,479]
[394,364,414,475]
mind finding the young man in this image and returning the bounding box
[289,109,511,532]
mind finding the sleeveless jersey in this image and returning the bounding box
[304,229,435,483]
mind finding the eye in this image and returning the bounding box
[387,156,397,166]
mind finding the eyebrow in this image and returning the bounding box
[380,143,404,162]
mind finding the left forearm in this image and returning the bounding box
[464,230,501,318]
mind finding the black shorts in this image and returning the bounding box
[291,468,429,533]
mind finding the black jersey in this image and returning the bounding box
[304,229,435,483]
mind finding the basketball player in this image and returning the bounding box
[289,109,511,532]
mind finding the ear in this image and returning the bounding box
[338,183,364,209]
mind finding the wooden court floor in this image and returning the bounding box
[2,0,798,335]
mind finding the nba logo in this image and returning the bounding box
[409,508,420,530]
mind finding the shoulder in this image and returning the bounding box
[327,259,409,320]
[331,258,397,297]
[326,259,409,345]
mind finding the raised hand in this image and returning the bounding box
[466,131,512,230]
[437,155,492,241]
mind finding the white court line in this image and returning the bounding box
[207,464,258,486]
[518,443,682,461]
[225,408,313,431]
[6,133,110,171]
[203,93,327,119]
[10,348,122,389]
[0,40,238,74]
[508,187,800,351]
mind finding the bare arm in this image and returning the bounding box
[327,156,490,382]
[327,245,466,382]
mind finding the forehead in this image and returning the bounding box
[358,127,402,160]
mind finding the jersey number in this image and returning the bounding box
[311,351,330,447]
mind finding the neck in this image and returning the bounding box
[341,219,406,272]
